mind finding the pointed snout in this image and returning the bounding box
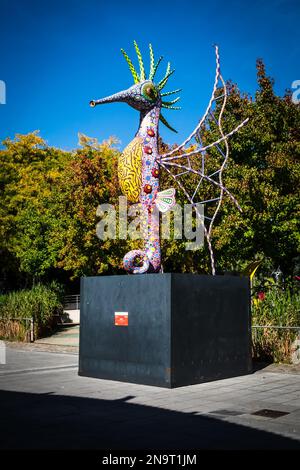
[89,89,129,108]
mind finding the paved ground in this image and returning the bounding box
[0,344,300,450]
[35,325,80,348]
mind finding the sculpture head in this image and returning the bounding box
[90,41,181,132]
[90,79,161,112]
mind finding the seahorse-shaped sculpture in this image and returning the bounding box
[90,42,248,274]
[90,42,176,274]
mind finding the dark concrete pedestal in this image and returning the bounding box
[79,274,252,388]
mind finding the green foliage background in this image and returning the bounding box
[0,60,299,290]
[0,282,63,340]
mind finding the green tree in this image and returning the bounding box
[160,60,300,277]
[0,132,71,287]
[213,59,300,276]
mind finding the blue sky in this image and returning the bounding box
[0,0,299,150]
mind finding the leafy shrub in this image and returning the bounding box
[0,282,63,341]
[252,283,300,363]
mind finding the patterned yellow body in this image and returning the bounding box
[118,137,143,203]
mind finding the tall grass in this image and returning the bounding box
[0,282,63,341]
[252,285,300,363]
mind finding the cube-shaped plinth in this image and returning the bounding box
[79,274,251,388]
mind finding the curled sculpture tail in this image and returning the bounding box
[123,250,150,274]
[123,241,161,274]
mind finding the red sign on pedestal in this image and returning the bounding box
[114,312,128,326]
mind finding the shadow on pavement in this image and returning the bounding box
[251,360,273,373]
[0,390,299,450]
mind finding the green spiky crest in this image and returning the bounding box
[120,41,181,132]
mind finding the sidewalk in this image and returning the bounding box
[35,324,80,348]
[6,340,300,374]
[0,344,299,449]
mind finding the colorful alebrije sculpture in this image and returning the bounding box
[90,42,248,274]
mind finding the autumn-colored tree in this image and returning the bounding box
[0,59,299,290]
[53,134,123,278]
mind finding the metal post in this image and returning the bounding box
[30,317,34,343]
